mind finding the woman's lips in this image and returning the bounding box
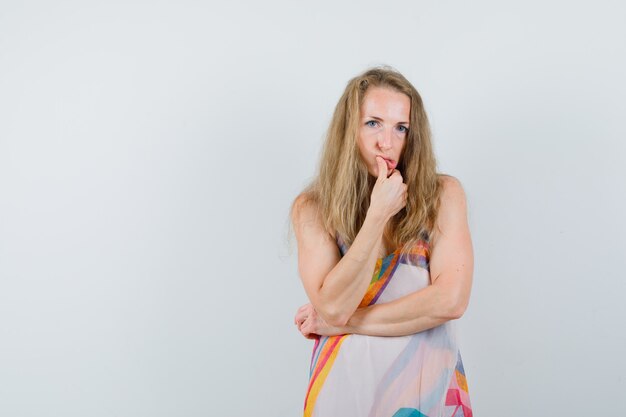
[378,156,396,170]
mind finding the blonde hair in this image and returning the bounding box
[288,65,446,259]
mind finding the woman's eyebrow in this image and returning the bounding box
[365,115,410,125]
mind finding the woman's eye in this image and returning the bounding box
[366,120,378,128]
[398,125,409,133]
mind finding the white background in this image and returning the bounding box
[1,1,625,416]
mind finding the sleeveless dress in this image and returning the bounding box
[303,233,473,417]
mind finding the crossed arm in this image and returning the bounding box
[294,176,473,338]
[343,281,459,337]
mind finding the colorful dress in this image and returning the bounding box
[303,233,472,417]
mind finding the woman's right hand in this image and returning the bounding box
[368,156,408,221]
[294,302,345,339]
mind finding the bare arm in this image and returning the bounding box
[341,285,454,337]
[292,195,387,327]
[334,176,474,337]
[292,158,408,327]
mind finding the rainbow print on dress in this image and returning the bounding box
[303,234,473,417]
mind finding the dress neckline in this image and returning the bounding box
[378,247,401,261]
[336,233,428,261]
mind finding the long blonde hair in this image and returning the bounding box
[288,65,446,259]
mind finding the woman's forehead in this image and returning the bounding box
[361,87,410,121]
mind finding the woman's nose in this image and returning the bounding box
[377,129,392,150]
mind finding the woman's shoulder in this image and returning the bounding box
[291,192,342,258]
[292,191,315,209]
[430,174,468,246]
[291,192,337,239]
[291,192,319,223]
[436,174,466,200]
[437,173,462,188]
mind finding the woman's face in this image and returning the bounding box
[357,86,410,178]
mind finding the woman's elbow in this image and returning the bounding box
[448,295,469,319]
[319,306,349,327]
[316,292,350,326]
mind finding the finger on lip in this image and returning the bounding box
[377,156,393,166]
[383,158,396,170]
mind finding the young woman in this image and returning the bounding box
[290,66,474,417]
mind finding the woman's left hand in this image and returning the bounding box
[294,303,346,339]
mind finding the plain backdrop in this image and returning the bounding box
[1,1,625,416]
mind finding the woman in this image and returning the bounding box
[290,66,474,417]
